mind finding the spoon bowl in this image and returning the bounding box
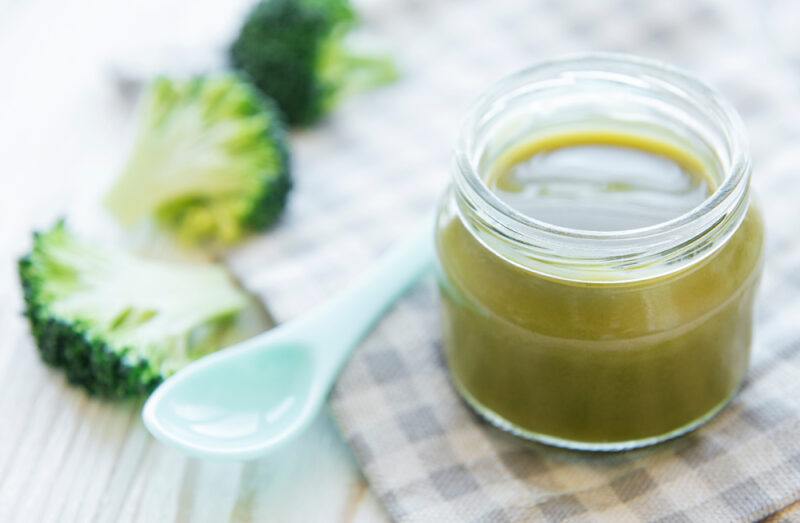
[143,220,433,459]
[144,341,321,459]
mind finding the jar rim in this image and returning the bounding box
[455,52,751,240]
[453,52,752,278]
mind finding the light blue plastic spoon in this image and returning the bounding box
[142,220,434,460]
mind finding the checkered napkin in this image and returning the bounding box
[227,0,800,520]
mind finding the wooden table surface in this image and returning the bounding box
[0,0,388,520]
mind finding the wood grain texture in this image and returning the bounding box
[764,500,800,523]
[0,0,386,521]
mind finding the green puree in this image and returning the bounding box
[438,131,764,446]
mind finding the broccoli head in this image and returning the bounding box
[18,222,254,397]
[105,74,291,247]
[230,0,398,126]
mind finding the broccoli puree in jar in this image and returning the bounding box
[437,130,764,447]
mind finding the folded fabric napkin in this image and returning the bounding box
[229,0,800,520]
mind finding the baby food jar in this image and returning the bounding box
[435,53,764,450]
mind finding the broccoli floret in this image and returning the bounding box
[18,222,253,397]
[105,74,291,247]
[230,0,398,126]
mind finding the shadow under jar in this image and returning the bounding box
[435,53,764,451]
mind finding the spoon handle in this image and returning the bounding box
[301,218,435,381]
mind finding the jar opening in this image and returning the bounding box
[453,53,751,281]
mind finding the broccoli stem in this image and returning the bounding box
[319,35,399,112]
[336,53,398,99]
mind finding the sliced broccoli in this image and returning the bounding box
[105,74,291,247]
[230,0,398,127]
[18,222,254,397]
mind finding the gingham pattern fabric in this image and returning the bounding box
[227,0,800,520]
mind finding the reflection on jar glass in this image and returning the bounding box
[435,53,765,451]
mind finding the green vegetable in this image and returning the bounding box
[230,0,398,126]
[18,222,252,397]
[105,74,291,247]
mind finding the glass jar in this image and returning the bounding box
[435,53,764,451]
